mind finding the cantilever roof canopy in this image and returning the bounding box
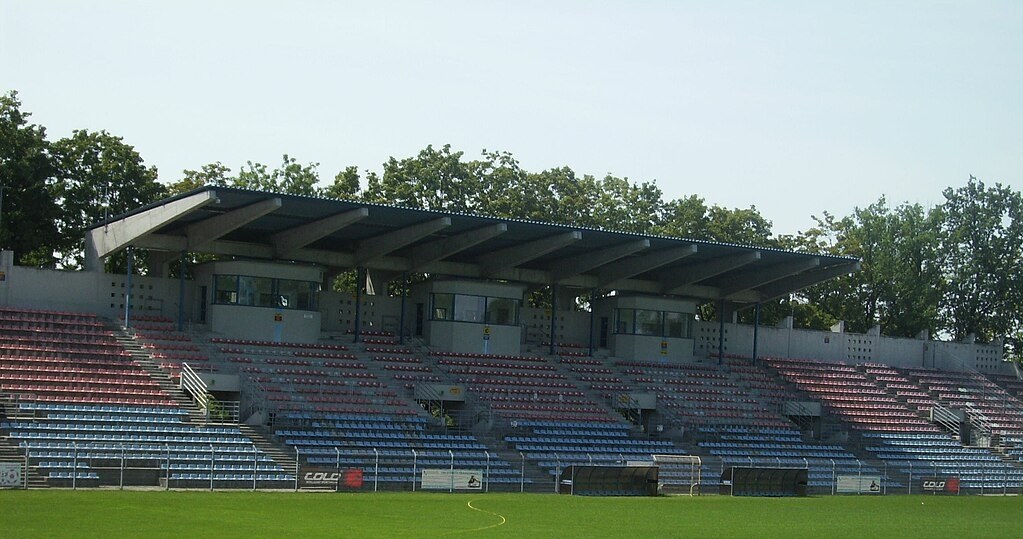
[85,186,859,307]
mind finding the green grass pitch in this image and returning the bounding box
[2,491,1018,538]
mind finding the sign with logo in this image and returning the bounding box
[421,469,483,490]
[836,475,882,494]
[0,463,21,488]
[660,341,668,355]
[921,477,959,494]
[300,468,364,490]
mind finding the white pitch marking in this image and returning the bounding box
[439,499,508,536]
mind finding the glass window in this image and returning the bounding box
[636,310,661,335]
[615,309,634,334]
[680,313,694,338]
[214,275,238,304]
[454,294,486,322]
[486,297,519,326]
[432,293,454,320]
[278,279,318,310]
[664,312,684,338]
[238,276,274,307]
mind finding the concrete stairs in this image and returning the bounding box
[238,424,299,481]
[109,329,207,423]
[471,429,553,492]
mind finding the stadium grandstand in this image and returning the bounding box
[1,186,1021,495]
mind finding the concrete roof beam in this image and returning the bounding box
[751,261,861,304]
[83,190,219,271]
[405,223,508,271]
[271,207,369,258]
[718,257,821,298]
[596,245,698,288]
[353,217,451,266]
[476,231,582,277]
[661,251,761,293]
[550,239,650,283]
[185,197,282,249]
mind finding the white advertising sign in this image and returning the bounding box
[421,469,483,490]
[0,462,22,488]
[836,474,882,494]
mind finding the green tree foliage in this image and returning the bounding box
[323,165,364,200]
[0,91,60,265]
[936,177,1023,344]
[235,154,321,196]
[795,199,942,338]
[166,162,233,195]
[50,130,166,269]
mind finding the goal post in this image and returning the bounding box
[652,455,702,496]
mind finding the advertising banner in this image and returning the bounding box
[836,475,882,494]
[299,468,364,490]
[0,462,21,488]
[921,477,960,494]
[421,469,483,490]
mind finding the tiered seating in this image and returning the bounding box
[989,373,1023,401]
[221,340,421,417]
[616,360,791,428]
[433,352,613,422]
[0,310,174,406]
[133,316,210,380]
[859,363,937,416]
[863,431,1023,490]
[370,354,444,388]
[5,403,292,486]
[695,425,872,489]
[766,358,940,433]
[277,412,522,487]
[900,367,1023,440]
[505,420,686,477]
[0,308,292,487]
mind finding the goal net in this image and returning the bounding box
[652,455,702,496]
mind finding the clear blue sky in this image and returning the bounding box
[2,1,1021,235]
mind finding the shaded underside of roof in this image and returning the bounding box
[85,186,859,306]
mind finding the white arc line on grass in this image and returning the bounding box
[440,499,507,536]
[466,500,507,530]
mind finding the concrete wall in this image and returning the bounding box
[693,317,1013,375]
[521,307,591,347]
[319,291,403,335]
[0,250,191,323]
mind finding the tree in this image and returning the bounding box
[50,130,166,270]
[165,162,232,195]
[323,165,364,200]
[936,177,1023,344]
[706,205,775,246]
[0,91,60,265]
[657,195,711,239]
[793,199,943,338]
[235,154,321,196]
[365,144,476,212]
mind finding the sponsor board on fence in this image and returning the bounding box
[836,475,882,494]
[921,477,960,494]
[0,462,21,488]
[299,468,364,490]
[421,469,483,490]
